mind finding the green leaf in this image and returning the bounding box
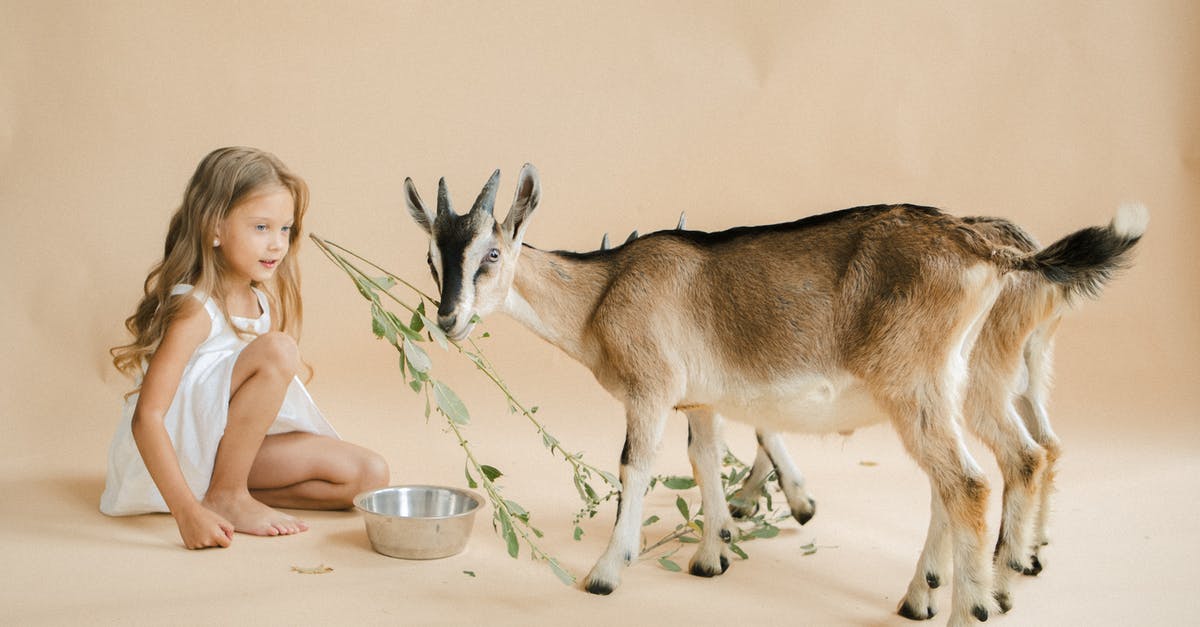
[462,570,476,577]
[573,526,584,541]
[350,273,381,303]
[433,380,470,425]
[370,275,397,291]
[371,303,397,345]
[541,432,559,449]
[548,559,576,585]
[403,338,431,374]
[422,315,449,349]
[748,524,780,539]
[389,310,422,342]
[410,305,425,333]
[727,496,755,512]
[642,515,660,527]
[662,476,696,490]
[481,465,503,482]
[657,557,682,572]
[464,462,477,489]
[598,470,620,488]
[729,543,749,560]
[675,495,689,520]
[499,513,519,558]
[677,536,700,544]
[503,499,528,523]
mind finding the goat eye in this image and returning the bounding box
[487,248,500,262]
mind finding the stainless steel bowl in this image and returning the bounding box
[354,485,482,559]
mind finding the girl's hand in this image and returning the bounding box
[175,502,235,549]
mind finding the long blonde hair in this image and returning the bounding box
[111,147,308,381]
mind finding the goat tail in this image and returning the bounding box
[1008,203,1148,301]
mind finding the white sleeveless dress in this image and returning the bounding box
[100,284,339,516]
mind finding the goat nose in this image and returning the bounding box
[438,313,457,331]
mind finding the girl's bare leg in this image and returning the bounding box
[202,332,308,537]
[249,432,390,509]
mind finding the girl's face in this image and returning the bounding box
[215,186,295,286]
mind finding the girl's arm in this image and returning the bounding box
[131,296,234,548]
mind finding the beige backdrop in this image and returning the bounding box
[2,1,1197,625]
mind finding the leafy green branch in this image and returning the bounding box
[639,451,796,571]
[311,234,623,584]
[315,238,622,517]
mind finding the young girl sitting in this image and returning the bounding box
[102,146,389,549]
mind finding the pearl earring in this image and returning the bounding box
[213,239,220,247]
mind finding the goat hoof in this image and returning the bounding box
[1023,554,1043,576]
[793,498,817,525]
[583,578,615,595]
[972,605,989,621]
[688,556,729,578]
[897,601,934,621]
[729,500,759,519]
[925,572,940,589]
[995,591,1013,614]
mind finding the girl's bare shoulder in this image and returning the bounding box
[163,294,212,346]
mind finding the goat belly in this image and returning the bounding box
[716,373,890,434]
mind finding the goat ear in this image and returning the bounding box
[502,163,540,241]
[405,178,434,235]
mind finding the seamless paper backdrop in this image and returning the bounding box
[1,1,1197,625]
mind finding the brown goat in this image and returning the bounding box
[404,164,1146,627]
[731,213,1143,618]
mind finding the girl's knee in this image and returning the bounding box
[358,451,390,492]
[249,331,301,378]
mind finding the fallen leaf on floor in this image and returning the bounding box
[463,570,476,577]
[291,564,333,575]
[858,460,878,467]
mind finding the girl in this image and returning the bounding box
[102,146,389,549]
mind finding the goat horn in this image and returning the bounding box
[601,233,610,250]
[470,169,501,216]
[625,230,639,244]
[437,178,454,217]
[677,212,687,230]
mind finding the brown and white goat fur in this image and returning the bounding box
[404,164,1146,627]
[732,212,1145,618]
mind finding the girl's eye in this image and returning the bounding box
[255,224,267,231]
[487,249,500,262]
[281,225,292,233]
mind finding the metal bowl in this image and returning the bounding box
[354,485,482,559]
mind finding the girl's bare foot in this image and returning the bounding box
[202,490,309,536]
